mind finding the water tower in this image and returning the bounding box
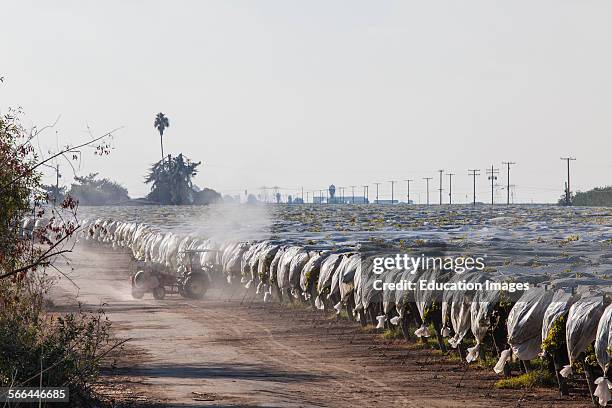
[328,185,336,203]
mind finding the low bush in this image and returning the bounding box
[494,370,556,389]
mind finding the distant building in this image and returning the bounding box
[313,196,368,204]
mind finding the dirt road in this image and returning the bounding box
[50,244,588,408]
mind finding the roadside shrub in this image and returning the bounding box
[0,273,117,405]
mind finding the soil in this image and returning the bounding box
[50,243,591,408]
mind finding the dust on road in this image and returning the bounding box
[50,244,588,408]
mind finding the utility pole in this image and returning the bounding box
[486,165,499,205]
[373,183,381,204]
[438,169,444,205]
[501,162,515,205]
[508,184,516,204]
[319,190,324,204]
[389,180,396,204]
[339,186,345,204]
[423,177,432,205]
[468,169,480,205]
[404,179,412,204]
[363,185,369,204]
[301,187,304,203]
[560,157,576,206]
[447,173,454,205]
[350,185,356,203]
[306,191,310,204]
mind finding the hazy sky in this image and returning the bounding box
[2,0,611,203]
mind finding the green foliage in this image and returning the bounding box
[0,110,42,273]
[494,370,556,389]
[1,108,117,405]
[41,183,67,204]
[558,186,612,207]
[382,326,403,340]
[193,187,222,205]
[145,153,201,205]
[68,173,129,205]
[542,314,567,355]
[0,283,112,389]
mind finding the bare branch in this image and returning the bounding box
[0,127,122,193]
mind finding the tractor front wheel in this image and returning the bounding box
[131,288,145,299]
[152,286,166,300]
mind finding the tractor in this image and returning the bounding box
[130,249,219,300]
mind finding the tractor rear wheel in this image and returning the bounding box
[184,275,206,299]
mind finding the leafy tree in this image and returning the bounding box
[193,187,222,205]
[68,173,129,205]
[0,109,41,274]
[559,186,612,207]
[154,112,169,164]
[0,109,120,402]
[41,183,67,204]
[145,153,201,205]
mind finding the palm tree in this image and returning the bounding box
[154,112,170,164]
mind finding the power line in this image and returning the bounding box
[350,185,356,204]
[486,165,499,205]
[502,162,516,205]
[422,177,432,205]
[468,169,480,206]
[560,157,576,206]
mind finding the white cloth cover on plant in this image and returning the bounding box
[561,291,606,378]
[468,286,501,362]
[317,253,343,296]
[444,272,486,348]
[541,290,575,346]
[506,287,554,361]
[594,378,612,407]
[466,344,480,363]
[390,316,400,325]
[494,349,512,374]
[394,268,421,318]
[414,324,430,338]
[314,295,325,310]
[594,304,612,406]
[339,254,359,303]
[415,269,448,326]
[595,304,612,374]
[559,364,573,378]
[288,249,310,291]
[376,315,386,329]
